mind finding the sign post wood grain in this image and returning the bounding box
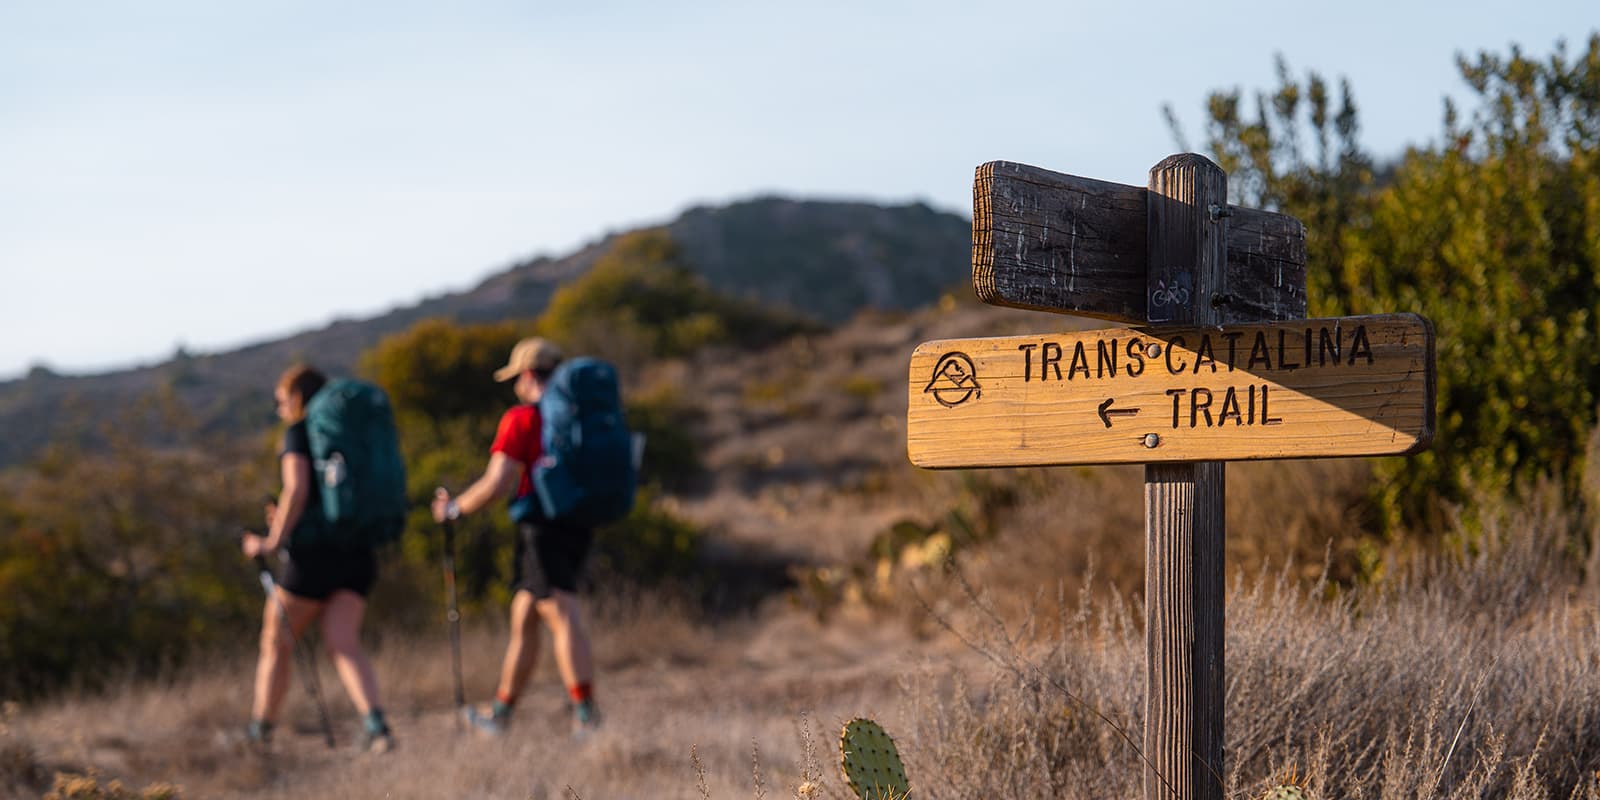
[1144,154,1228,800]
[909,153,1435,800]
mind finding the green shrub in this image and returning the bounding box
[1192,37,1600,531]
[535,229,821,372]
[0,399,262,699]
[361,317,531,424]
[626,384,703,492]
[590,488,703,588]
[838,373,883,402]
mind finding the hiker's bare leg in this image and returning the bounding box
[535,589,592,689]
[253,589,321,722]
[497,589,543,700]
[321,590,379,715]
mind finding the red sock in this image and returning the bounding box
[568,683,593,704]
[496,689,517,708]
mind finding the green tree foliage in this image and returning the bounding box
[536,229,821,372]
[589,487,703,589]
[361,317,532,427]
[1192,37,1600,530]
[1193,56,1379,317]
[0,398,263,698]
[625,383,703,492]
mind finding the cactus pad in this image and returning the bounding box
[1260,786,1309,800]
[839,718,909,800]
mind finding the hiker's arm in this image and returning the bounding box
[272,453,312,544]
[245,453,311,557]
[434,452,521,521]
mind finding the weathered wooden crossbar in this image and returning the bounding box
[972,160,1307,325]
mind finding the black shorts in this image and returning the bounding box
[281,547,377,601]
[512,521,594,599]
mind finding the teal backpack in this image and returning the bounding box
[302,379,408,547]
[527,358,636,527]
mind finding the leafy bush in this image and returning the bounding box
[360,317,532,425]
[536,229,822,372]
[1191,37,1600,530]
[837,373,884,402]
[0,399,263,699]
[626,383,703,492]
[589,488,704,589]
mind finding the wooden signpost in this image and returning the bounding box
[907,155,1435,800]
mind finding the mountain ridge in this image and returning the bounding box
[0,195,971,468]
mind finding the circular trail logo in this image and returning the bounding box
[924,352,982,407]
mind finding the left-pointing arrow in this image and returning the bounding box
[1097,398,1141,428]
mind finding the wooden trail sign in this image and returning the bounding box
[973,160,1308,324]
[908,153,1435,800]
[908,313,1435,467]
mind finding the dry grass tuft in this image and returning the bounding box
[1,734,48,796]
[6,581,941,798]
[906,485,1600,798]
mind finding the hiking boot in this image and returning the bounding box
[244,719,273,750]
[462,705,506,737]
[571,700,601,738]
[359,728,396,755]
[358,709,394,754]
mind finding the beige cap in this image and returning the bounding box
[493,337,563,382]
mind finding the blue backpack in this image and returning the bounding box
[529,358,636,527]
[302,379,408,546]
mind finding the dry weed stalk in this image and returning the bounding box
[692,743,710,800]
[794,711,823,799]
[752,737,766,800]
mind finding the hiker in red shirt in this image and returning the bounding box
[431,337,600,735]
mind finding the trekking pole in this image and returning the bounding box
[438,507,466,715]
[254,555,337,749]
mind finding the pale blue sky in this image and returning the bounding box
[0,1,1590,380]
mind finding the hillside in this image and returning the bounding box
[0,197,970,469]
[5,289,1596,799]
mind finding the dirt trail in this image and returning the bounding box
[9,599,983,800]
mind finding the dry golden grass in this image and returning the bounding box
[941,457,1376,623]
[11,478,1597,799]
[2,585,969,799]
[9,301,1600,798]
[907,483,1600,799]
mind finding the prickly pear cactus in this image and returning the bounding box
[1260,785,1308,800]
[839,718,909,800]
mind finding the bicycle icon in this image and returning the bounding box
[1150,279,1190,308]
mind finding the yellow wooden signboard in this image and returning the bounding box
[907,313,1433,468]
